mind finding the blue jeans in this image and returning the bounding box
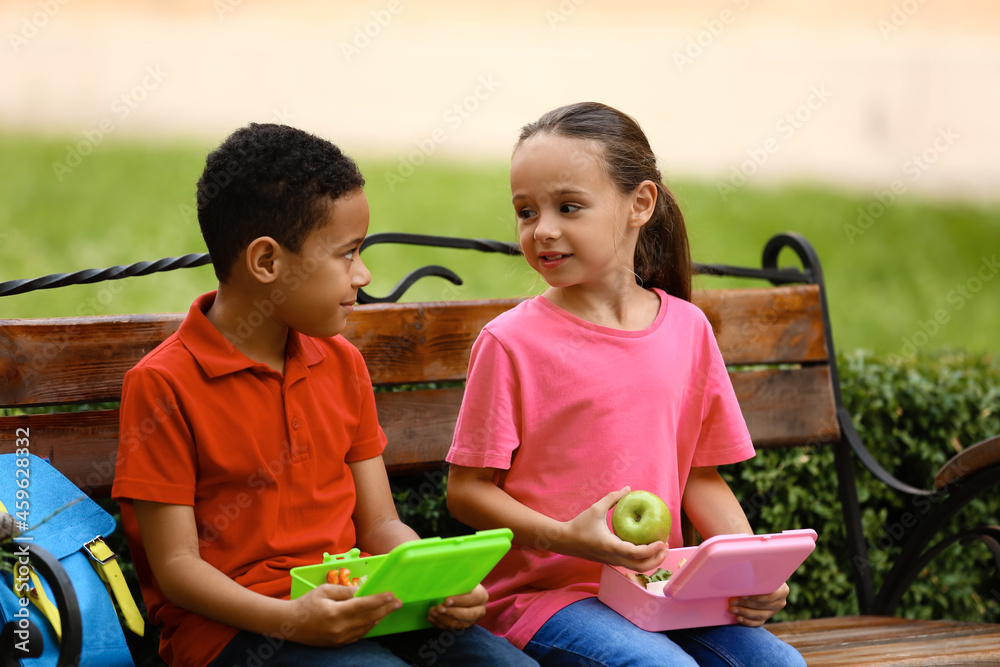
[524,598,805,667]
[207,624,538,667]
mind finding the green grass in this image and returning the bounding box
[2,131,998,355]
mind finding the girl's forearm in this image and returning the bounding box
[447,467,569,551]
[448,467,669,571]
[682,466,753,538]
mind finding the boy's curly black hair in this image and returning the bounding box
[196,123,365,282]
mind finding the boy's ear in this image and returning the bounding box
[244,236,283,284]
[627,180,658,228]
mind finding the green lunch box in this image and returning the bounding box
[289,528,513,637]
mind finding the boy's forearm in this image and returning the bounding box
[158,552,296,638]
[356,517,420,555]
[133,500,298,638]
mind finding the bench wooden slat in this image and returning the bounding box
[0,314,184,406]
[376,388,461,472]
[699,284,827,366]
[734,366,840,449]
[933,434,1000,490]
[342,300,520,385]
[769,616,1000,665]
[0,410,120,496]
[0,301,520,406]
[0,286,828,408]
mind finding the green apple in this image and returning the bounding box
[611,490,672,546]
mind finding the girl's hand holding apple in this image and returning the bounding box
[558,487,669,573]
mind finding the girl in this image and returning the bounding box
[446,102,805,667]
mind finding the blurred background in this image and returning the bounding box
[1,0,998,354]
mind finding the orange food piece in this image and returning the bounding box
[326,568,340,585]
[338,568,351,586]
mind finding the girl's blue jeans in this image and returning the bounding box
[206,624,538,667]
[524,598,806,667]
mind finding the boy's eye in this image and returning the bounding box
[516,208,536,221]
[560,204,580,214]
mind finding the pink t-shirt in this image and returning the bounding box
[446,289,754,649]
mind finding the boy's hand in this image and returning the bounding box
[562,487,668,573]
[289,584,401,646]
[728,582,789,627]
[427,584,488,630]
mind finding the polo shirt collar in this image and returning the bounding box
[178,291,326,378]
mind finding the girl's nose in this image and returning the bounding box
[533,214,560,241]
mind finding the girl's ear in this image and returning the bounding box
[245,236,283,284]
[627,180,658,228]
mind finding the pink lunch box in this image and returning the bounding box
[597,529,818,631]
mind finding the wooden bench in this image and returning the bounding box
[2,232,999,666]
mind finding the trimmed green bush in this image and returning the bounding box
[732,349,1000,621]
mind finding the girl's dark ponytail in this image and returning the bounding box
[635,181,691,302]
[516,102,692,302]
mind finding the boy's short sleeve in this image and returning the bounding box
[344,347,388,462]
[447,330,522,470]
[114,366,198,505]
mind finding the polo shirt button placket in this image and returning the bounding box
[289,415,308,461]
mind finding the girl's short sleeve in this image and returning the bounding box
[691,321,754,467]
[447,330,522,470]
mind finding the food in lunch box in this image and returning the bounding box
[625,557,687,589]
[627,567,672,588]
[325,567,367,587]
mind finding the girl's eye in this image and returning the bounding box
[516,208,536,221]
[560,204,580,214]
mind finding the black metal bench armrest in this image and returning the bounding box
[837,407,936,497]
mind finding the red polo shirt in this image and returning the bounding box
[112,292,387,667]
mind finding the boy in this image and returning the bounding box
[112,124,536,667]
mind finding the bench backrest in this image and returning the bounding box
[0,283,839,498]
